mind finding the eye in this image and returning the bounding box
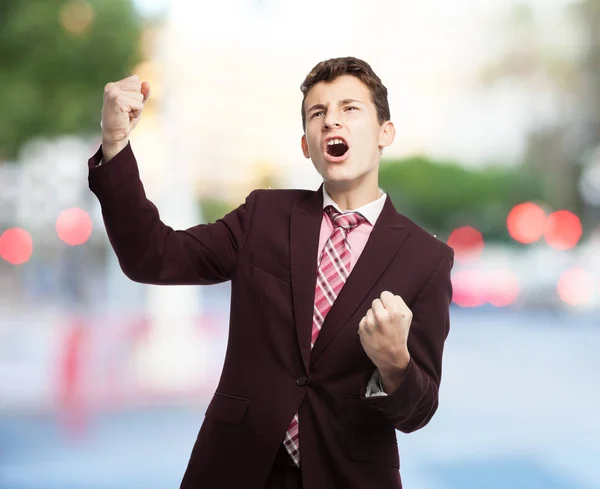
[312,111,325,118]
[345,106,358,112]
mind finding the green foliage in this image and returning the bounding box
[379,156,545,242]
[199,198,237,225]
[0,0,143,161]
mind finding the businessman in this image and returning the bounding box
[88,57,454,489]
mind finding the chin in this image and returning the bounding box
[324,163,360,180]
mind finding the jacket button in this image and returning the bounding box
[296,376,308,387]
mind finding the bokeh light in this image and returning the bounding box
[451,268,520,308]
[451,270,486,308]
[56,208,93,246]
[60,0,95,35]
[507,202,546,244]
[485,268,520,307]
[557,268,595,306]
[0,228,33,265]
[544,210,582,250]
[447,226,484,264]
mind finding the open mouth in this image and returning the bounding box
[326,138,349,158]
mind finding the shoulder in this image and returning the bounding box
[397,212,454,264]
[252,188,315,202]
[247,187,317,212]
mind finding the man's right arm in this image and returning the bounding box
[89,75,258,285]
[88,142,258,286]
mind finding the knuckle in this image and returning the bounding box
[109,88,122,102]
[104,82,114,94]
[376,309,389,321]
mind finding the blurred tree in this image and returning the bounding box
[379,156,545,242]
[573,0,600,225]
[576,0,600,148]
[198,198,236,226]
[0,0,144,161]
[480,1,600,226]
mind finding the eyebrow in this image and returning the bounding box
[307,99,364,114]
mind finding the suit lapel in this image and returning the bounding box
[309,195,411,365]
[290,185,324,374]
[290,189,412,371]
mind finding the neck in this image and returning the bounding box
[324,182,382,211]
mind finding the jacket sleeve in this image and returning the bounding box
[362,248,454,433]
[87,143,258,286]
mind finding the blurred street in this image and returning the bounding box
[1,307,598,489]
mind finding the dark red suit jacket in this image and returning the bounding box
[88,143,454,489]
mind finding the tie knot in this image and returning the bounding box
[325,206,366,231]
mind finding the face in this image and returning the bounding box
[301,75,395,192]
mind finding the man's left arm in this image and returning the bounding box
[360,249,454,433]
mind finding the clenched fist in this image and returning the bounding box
[101,75,151,162]
[358,291,412,391]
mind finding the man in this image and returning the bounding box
[88,57,454,489]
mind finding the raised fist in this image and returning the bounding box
[101,75,151,161]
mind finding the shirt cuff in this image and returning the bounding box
[365,369,388,397]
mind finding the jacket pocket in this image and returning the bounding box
[345,401,400,468]
[205,392,251,425]
[347,429,400,468]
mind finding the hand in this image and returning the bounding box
[101,75,151,161]
[358,291,412,378]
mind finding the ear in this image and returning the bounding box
[301,134,311,158]
[378,121,395,152]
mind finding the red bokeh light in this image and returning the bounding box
[451,268,520,308]
[544,211,582,250]
[447,226,484,264]
[56,208,93,246]
[557,268,594,306]
[507,202,546,244]
[451,270,486,307]
[485,269,520,307]
[0,228,33,265]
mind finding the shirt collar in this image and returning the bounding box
[322,186,387,226]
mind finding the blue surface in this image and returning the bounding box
[0,407,205,489]
[429,458,593,489]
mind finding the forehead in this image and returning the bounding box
[304,75,372,107]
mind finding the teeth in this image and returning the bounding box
[327,139,345,146]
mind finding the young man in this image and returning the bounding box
[89,57,454,489]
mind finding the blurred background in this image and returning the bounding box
[1,0,599,488]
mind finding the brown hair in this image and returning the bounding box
[300,56,390,130]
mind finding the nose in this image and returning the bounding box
[323,109,342,130]
[325,121,341,130]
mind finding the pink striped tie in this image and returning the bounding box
[283,205,366,466]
